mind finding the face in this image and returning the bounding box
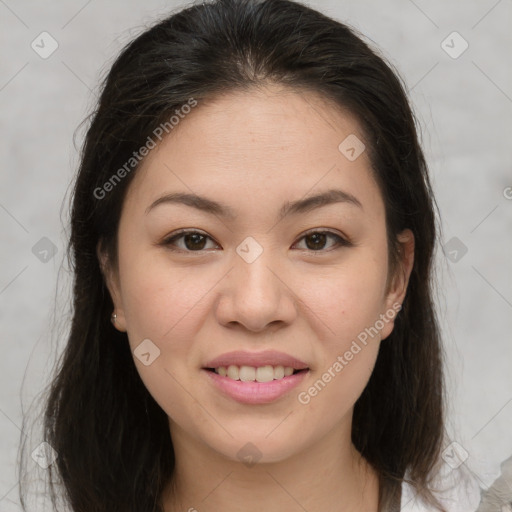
[99,84,414,465]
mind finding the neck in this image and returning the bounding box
[162,420,380,512]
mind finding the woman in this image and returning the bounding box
[18,0,485,510]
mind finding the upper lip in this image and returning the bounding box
[203,350,309,370]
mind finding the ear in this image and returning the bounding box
[380,228,415,340]
[96,240,127,332]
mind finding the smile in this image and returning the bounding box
[202,367,309,405]
[208,364,302,382]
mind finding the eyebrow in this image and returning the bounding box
[145,188,363,220]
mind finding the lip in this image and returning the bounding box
[203,368,309,404]
[203,350,309,370]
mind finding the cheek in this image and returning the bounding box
[300,341,379,434]
[299,251,389,344]
[116,250,213,420]
[295,259,385,425]
[119,246,214,343]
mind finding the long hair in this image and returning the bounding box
[19,0,449,510]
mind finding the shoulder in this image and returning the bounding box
[400,462,482,512]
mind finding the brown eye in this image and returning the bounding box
[161,229,350,254]
[305,232,328,250]
[162,230,219,252]
[182,233,207,250]
[293,230,350,252]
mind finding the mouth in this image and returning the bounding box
[203,365,309,382]
[201,365,310,405]
[201,350,310,404]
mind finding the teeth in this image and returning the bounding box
[239,366,256,382]
[215,364,299,382]
[227,365,239,380]
[274,365,285,379]
[256,366,273,382]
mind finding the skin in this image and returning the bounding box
[99,83,414,512]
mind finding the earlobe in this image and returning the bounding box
[389,228,415,304]
[381,229,415,340]
[96,241,127,332]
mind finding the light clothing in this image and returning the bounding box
[400,463,482,512]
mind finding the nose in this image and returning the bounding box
[214,244,297,333]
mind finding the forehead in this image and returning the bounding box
[166,84,364,157]
[123,84,384,221]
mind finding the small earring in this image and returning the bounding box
[111,312,117,325]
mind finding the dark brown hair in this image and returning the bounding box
[19,0,450,510]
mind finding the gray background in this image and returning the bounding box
[1,0,511,510]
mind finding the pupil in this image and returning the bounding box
[185,233,206,250]
[306,233,326,250]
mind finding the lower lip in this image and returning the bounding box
[202,369,309,405]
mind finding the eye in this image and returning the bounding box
[292,230,351,252]
[161,228,350,253]
[161,229,220,252]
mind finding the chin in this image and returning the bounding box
[203,426,310,466]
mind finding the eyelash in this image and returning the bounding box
[160,228,352,254]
